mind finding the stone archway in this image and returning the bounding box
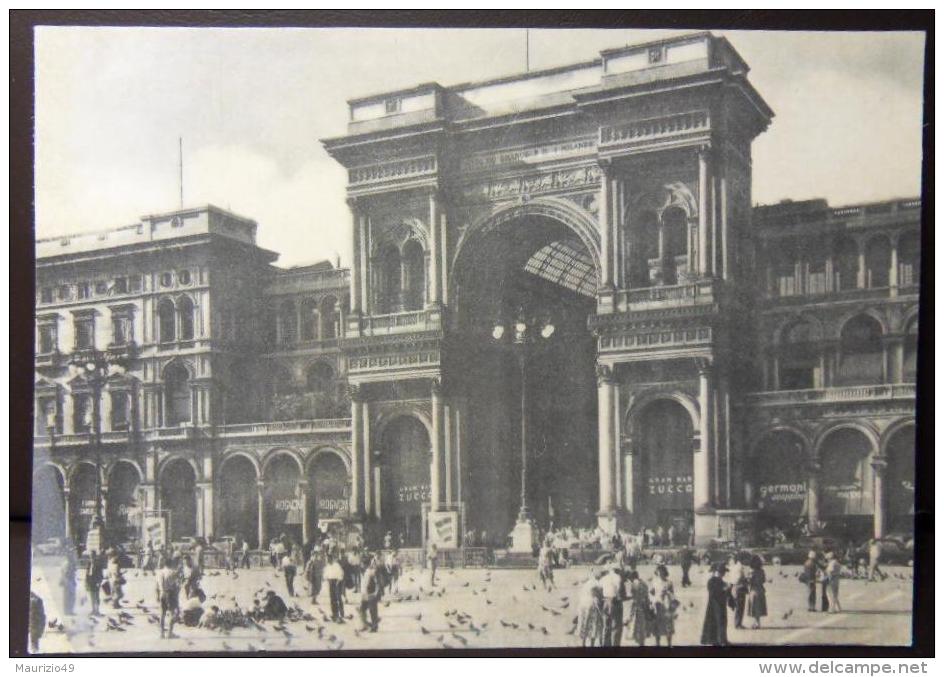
[33,464,67,545]
[817,426,877,542]
[107,460,142,545]
[160,458,197,542]
[628,398,696,541]
[378,416,430,548]
[262,452,304,547]
[751,429,811,535]
[69,462,99,549]
[884,423,916,534]
[219,454,260,548]
[306,449,350,540]
[450,207,601,539]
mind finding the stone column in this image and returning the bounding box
[198,481,214,540]
[428,192,441,307]
[347,198,362,315]
[359,214,370,314]
[257,481,266,550]
[195,484,205,538]
[298,480,310,544]
[871,457,887,539]
[889,237,899,296]
[695,361,714,514]
[697,147,711,277]
[598,162,614,292]
[362,399,372,516]
[63,488,72,540]
[349,385,364,516]
[444,401,453,506]
[857,238,867,289]
[807,461,821,534]
[719,162,730,280]
[430,378,444,512]
[440,199,450,306]
[622,437,635,517]
[596,365,617,520]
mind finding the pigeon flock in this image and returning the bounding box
[32,561,914,652]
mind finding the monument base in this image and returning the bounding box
[509,517,538,554]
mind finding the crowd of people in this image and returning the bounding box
[28,520,898,651]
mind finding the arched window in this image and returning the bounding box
[819,428,874,523]
[279,299,296,346]
[837,315,884,385]
[834,237,859,291]
[662,207,688,285]
[320,296,338,340]
[779,319,817,390]
[158,298,176,343]
[773,241,798,297]
[632,210,659,287]
[805,242,828,295]
[401,239,426,311]
[178,296,195,340]
[306,362,335,395]
[164,363,191,426]
[300,299,318,341]
[903,317,918,382]
[865,236,891,288]
[379,245,401,313]
[898,231,920,288]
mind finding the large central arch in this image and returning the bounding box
[450,204,601,541]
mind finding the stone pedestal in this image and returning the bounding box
[509,517,538,554]
[596,510,628,535]
[693,511,719,547]
[85,523,105,556]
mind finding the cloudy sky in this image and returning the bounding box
[35,27,926,267]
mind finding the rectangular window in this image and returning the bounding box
[777,274,796,297]
[40,287,54,304]
[74,317,95,349]
[57,285,71,301]
[38,324,57,354]
[385,98,401,114]
[95,280,109,295]
[73,394,93,433]
[78,282,91,299]
[110,391,129,431]
[113,277,128,294]
[37,397,58,435]
[129,275,143,292]
[112,314,132,346]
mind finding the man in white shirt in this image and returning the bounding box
[599,567,625,647]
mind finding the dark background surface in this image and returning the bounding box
[9,8,933,658]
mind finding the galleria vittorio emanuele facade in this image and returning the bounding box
[33,32,919,557]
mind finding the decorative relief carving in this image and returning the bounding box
[348,350,441,372]
[459,137,597,173]
[349,156,437,186]
[459,165,602,203]
[600,111,710,147]
[598,326,712,351]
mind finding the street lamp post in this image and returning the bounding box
[492,310,555,554]
[69,349,127,554]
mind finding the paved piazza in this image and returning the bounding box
[31,560,913,653]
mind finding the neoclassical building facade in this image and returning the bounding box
[33,32,920,551]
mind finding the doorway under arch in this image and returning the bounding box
[818,427,875,542]
[452,212,599,542]
[219,455,260,548]
[33,465,67,545]
[107,461,141,545]
[263,454,303,547]
[379,416,430,547]
[160,458,197,542]
[885,425,915,534]
[631,399,695,540]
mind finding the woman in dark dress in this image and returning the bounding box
[701,563,731,646]
[746,555,768,629]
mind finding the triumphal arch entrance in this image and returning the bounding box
[323,32,772,548]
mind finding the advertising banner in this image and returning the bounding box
[427,510,459,549]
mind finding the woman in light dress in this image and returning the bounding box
[650,564,678,647]
[577,568,605,647]
[746,554,768,628]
